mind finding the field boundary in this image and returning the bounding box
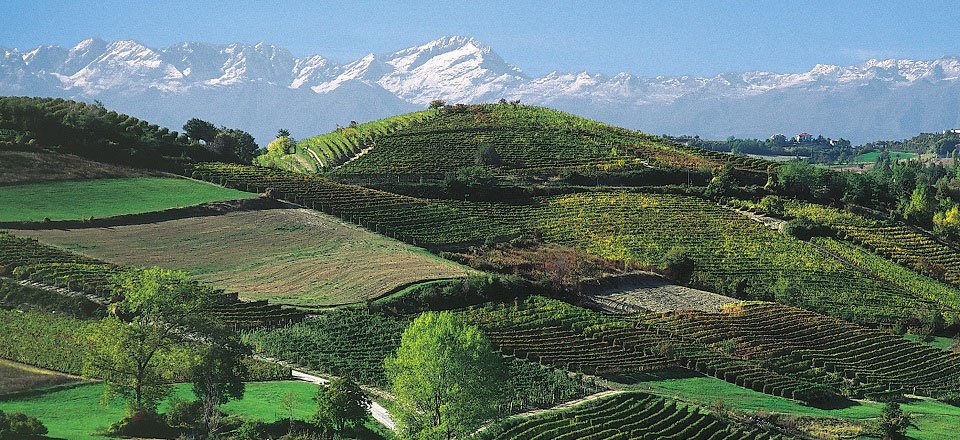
[0,197,288,230]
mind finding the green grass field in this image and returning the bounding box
[0,177,255,222]
[0,380,390,440]
[853,151,918,163]
[623,370,960,440]
[903,333,958,351]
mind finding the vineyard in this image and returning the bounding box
[183,163,953,324]
[737,198,960,304]
[528,192,944,325]
[333,104,719,177]
[478,391,791,440]
[639,302,960,399]
[0,232,305,329]
[241,308,606,415]
[462,297,838,405]
[187,162,519,246]
[0,309,93,375]
[256,110,438,172]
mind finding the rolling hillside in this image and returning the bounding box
[257,103,772,177]
[4,99,960,440]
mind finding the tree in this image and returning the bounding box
[444,166,497,198]
[704,165,735,200]
[267,135,297,155]
[385,311,504,439]
[191,339,247,438]
[0,410,48,439]
[315,377,369,435]
[277,128,291,138]
[903,184,935,226]
[878,402,914,440]
[183,118,219,144]
[211,128,259,163]
[429,99,446,109]
[934,204,960,239]
[84,268,215,415]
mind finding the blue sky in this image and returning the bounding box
[3,1,959,77]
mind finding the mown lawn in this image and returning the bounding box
[0,177,254,222]
[624,370,960,440]
[0,381,338,440]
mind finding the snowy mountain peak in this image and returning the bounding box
[3,36,960,144]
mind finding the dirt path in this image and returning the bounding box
[336,143,375,170]
[8,277,108,305]
[290,369,395,431]
[255,356,395,431]
[303,147,325,168]
[721,204,787,232]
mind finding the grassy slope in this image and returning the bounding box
[0,381,344,440]
[0,177,254,222]
[903,334,958,351]
[626,371,960,440]
[17,208,471,306]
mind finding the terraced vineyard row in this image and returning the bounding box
[755,199,960,292]
[479,391,791,440]
[335,104,718,176]
[462,297,838,405]
[243,309,405,388]
[242,308,606,413]
[0,232,304,328]
[296,110,438,169]
[641,303,960,399]
[188,162,519,246]
[810,236,960,310]
[528,192,942,325]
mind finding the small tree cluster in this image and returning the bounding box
[0,410,47,439]
[183,118,259,163]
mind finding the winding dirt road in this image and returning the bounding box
[290,369,396,431]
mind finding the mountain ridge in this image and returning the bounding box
[3,35,960,143]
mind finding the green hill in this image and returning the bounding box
[256,103,774,178]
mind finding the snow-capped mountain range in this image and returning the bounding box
[3,35,960,144]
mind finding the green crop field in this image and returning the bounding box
[0,177,254,222]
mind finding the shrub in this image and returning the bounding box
[107,410,176,438]
[232,419,268,440]
[659,246,694,284]
[783,218,832,240]
[0,410,47,439]
[164,398,202,429]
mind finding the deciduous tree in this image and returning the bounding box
[385,311,503,439]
